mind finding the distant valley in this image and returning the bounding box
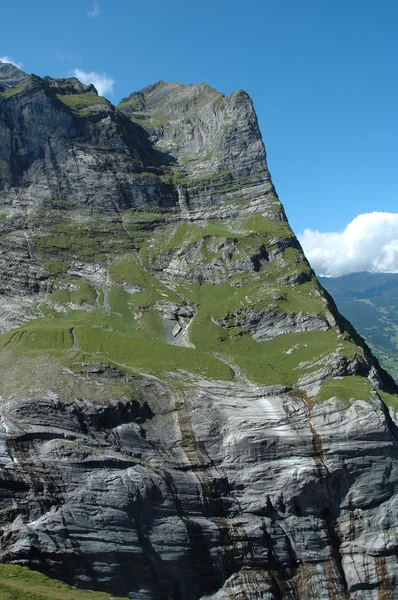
[320,272,398,381]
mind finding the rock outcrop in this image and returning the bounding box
[0,65,397,599]
[0,60,28,89]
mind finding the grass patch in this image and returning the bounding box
[49,289,71,304]
[165,220,236,250]
[0,275,362,388]
[235,330,361,386]
[33,275,168,340]
[42,260,68,277]
[40,285,136,336]
[108,255,179,306]
[160,170,189,186]
[108,256,146,285]
[0,564,128,599]
[314,376,373,405]
[240,214,293,239]
[128,111,169,130]
[139,310,165,342]
[73,281,97,305]
[0,204,367,389]
[121,207,176,222]
[379,390,398,412]
[56,92,109,111]
[188,281,360,385]
[191,170,232,184]
[74,326,233,380]
[49,282,97,306]
[0,78,30,99]
[189,278,324,321]
[162,216,300,269]
[0,326,74,353]
[30,209,134,263]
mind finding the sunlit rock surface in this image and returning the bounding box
[0,63,397,599]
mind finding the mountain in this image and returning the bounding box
[320,272,398,381]
[0,64,398,599]
[0,60,28,89]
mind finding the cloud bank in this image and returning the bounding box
[298,212,398,277]
[0,55,22,68]
[71,68,114,96]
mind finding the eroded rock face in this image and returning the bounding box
[0,378,397,599]
[0,67,398,599]
[0,61,28,88]
[119,81,266,180]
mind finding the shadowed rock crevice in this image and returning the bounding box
[321,508,348,595]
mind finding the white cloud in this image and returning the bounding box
[87,2,101,17]
[298,212,398,277]
[71,68,114,96]
[0,55,22,68]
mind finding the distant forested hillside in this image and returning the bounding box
[320,272,398,381]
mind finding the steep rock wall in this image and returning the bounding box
[0,63,397,599]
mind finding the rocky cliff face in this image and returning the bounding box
[0,63,398,599]
[0,61,28,89]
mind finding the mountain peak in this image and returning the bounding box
[43,75,99,96]
[0,60,28,88]
[118,79,265,182]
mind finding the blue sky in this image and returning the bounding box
[1,0,397,274]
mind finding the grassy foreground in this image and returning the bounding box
[0,564,127,600]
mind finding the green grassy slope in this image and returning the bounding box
[0,202,368,394]
[0,565,127,600]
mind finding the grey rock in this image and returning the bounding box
[217,307,332,342]
[119,81,266,181]
[0,61,28,88]
[0,378,397,599]
[0,72,397,600]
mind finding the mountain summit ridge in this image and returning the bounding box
[0,60,28,88]
[0,69,397,599]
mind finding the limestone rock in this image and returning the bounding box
[0,72,397,599]
[0,378,397,599]
[0,60,28,88]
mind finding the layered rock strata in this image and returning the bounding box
[0,62,397,599]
